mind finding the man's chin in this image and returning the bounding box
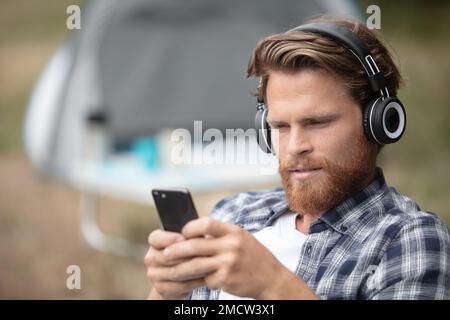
[285,171,341,214]
[288,168,328,190]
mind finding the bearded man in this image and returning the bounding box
[144,16,450,300]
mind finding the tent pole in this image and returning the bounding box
[80,191,147,262]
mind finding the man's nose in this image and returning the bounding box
[286,126,313,157]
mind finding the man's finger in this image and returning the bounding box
[182,217,238,239]
[164,236,229,260]
[148,246,190,267]
[149,256,221,282]
[153,278,206,299]
[148,229,184,249]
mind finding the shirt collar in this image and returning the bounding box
[268,167,388,234]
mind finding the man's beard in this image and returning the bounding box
[279,134,377,215]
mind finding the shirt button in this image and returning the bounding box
[306,245,312,255]
[340,225,348,232]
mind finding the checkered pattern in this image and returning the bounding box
[190,168,450,300]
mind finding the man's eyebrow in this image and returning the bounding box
[300,113,341,124]
[266,119,288,126]
[266,113,342,126]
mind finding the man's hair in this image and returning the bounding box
[246,15,403,110]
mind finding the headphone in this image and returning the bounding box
[255,22,406,154]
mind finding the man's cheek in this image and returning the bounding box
[270,128,282,155]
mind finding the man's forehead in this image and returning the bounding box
[266,92,346,117]
[267,69,348,96]
[265,70,356,116]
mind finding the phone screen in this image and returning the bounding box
[152,189,199,232]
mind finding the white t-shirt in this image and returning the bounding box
[218,212,307,300]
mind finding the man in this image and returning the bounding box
[144,16,449,299]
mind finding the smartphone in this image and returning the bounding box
[151,188,199,233]
[152,189,206,281]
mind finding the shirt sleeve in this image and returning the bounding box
[368,215,450,300]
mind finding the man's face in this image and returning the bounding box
[266,69,377,215]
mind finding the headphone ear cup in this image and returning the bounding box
[254,104,272,153]
[363,97,380,144]
[364,97,406,145]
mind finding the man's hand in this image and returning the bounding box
[144,229,206,300]
[159,217,315,299]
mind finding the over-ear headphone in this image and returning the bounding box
[255,22,406,154]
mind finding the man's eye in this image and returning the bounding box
[309,120,329,127]
[271,124,289,130]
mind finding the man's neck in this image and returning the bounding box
[295,213,322,234]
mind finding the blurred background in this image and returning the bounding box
[0,0,449,299]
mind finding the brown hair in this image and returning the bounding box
[246,15,403,109]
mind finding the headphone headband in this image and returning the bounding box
[291,23,389,98]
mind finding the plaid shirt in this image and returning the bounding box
[191,168,450,300]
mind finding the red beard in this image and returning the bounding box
[279,134,377,215]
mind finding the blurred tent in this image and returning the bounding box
[23,0,362,259]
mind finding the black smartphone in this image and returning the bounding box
[151,188,199,233]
